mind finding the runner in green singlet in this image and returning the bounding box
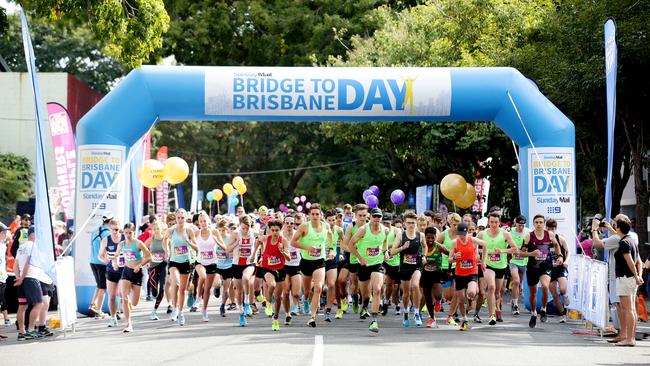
[436,213,461,325]
[381,213,401,316]
[340,204,368,315]
[508,215,529,316]
[325,209,344,322]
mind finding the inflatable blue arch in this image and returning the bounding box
[73,66,576,313]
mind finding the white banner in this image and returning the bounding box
[55,257,77,329]
[75,144,127,286]
[205,67,452,117]
[527,147,576,251]
[567,255,608,330]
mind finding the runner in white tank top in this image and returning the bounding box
[195,212,225,321]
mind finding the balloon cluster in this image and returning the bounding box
[138,157,189,188]
[440,173,476,209]
[362,185,380,208]
[206,176,247,210]
[292,195,310,212]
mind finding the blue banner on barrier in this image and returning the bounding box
[604,18,617,222]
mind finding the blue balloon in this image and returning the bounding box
[230,197,239,207]
[206,191,214,202]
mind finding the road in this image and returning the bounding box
[1,298,648,366]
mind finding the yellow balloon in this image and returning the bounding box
[223,183,234,195]
[163,157,189,185]
[440,174,467,201]
[236,184,247,195]
[232,176,244,189]
[212,189,223,201]
[455,183,477,209]
[137,159,164,189]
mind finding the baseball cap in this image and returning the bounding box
[21,213,32,220]
[102,211,114,222]
[370,208,383,217]
[382,212,393,222]
[477,217,488,228]
[335,208,344,215]
[457,223,469,234]
[515,215,527,224]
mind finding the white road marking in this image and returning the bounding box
[312,335,324,366]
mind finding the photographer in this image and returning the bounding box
[577,224,594,259]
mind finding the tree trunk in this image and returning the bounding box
[621,110,648,250]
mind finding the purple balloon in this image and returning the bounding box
[369,185,379,196]
[294,197,300,204]
[305,202,311,209]
[366,195,379,209]
[390,189,405,205]
[279,203,287,211]
[300,195,307,203]
[297,205,303,212]
[362,189,373,200]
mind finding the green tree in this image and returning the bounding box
[0,153,33,218]
[14,0,169,68]
[0,13,125,93]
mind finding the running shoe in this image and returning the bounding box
[473,314,482,323]
[24,330,38,339]
[265,305,273,317]
[227,303,237,311]
[496,310,503,323]
[186,294,194,308]
[189,305,198,313]
[179,312,186,326]
[434,300,441,313]
[513,304,520,316]
[422,305,428,314]
[381,303,389,316]
[202,309,209,322]
[257,293,265,303]
[453,312,460,324]
[214,287,221,298]
[510,301,516,313]
[460,320,470,331]
[426,318,437,328]
[414,313,423,327]
[369,320,379,333]
[559,315,567,323]
[150,311,159,321]
[284,315,292,325]
[529,314,537,328]
[303,300,311,314]
[244,303,252,317]
[446,316,457,326]
[38,328,54,337]
[166,305,173,314]
[352,299,359,314]
[239,313,247,327]
[116,312,121,320]
[402,314,410,328]
[123,323,133,333]
[360,309,370,320]
[488,315,497,326]
[540,309,547,323]
[170,308,178,322]
[17,333,26,341]
[251,303,259,315]
[324,312,332,322]
[108,317,118,327]
[146,295,153,301]
[291,305,299,316]
[307,317,316,328]
[272,319,280,331]
[4,319,10,325]
[220,304,226,317]
[335,309,344,319]
[341,299,349,313]
[395,307,401,316]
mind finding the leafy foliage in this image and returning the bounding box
[0,153,33,217]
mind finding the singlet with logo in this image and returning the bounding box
[106,234,125,273]
[284,230,301,266]
[122,239,142,263]
[262,235,285,270]
[299,222,327,261]
[150,237,166,265]
[216,232,232,269]
[349,225,361,265]
[233,230,256,266]
[454,237,479,276]
[196,230,218,266]
[509,228,529,266]
[423,244,443,272]
[526,230,553,269]
[484,229,509,269]
[384,226,400,267]
[441,229,456,270]
[169,226,191,263]
[358,224,387,266]
[400,231,422,268]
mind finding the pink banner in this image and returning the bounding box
[47,102,76,219]
[155,146,169,216]
[472,178,484,213]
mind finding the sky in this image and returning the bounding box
[1,1,18,14]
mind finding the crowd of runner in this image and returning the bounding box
[82,203,577,335]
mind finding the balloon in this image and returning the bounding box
[390,189,405,205]
[455,183,477,209]
[297,205,303,212]
[206,191,215,202]
[305,202,311,209]
[279,203,287,212]
[366,195,379,209]
[213,189,223,201]
[362,189,373,200]
[369,185,380,196]
[232,176,244,188]
[137,159,164,188]
[300,195,307,203]
[236,184,247,195]
[259,205,268,214]
[440,174,467,201]
[163,157,189,185]
[230,197,239,207]
[223,183,234,195]
[294,197,300,204]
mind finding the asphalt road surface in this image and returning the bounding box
[2,298,648,366]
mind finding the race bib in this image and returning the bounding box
[488,253,501,262]
[124,251,136,261]
[239,247,251,258]
[513,254,524,261]
[290,251,298,261]
[424,263,437,272]
[366,247,380,257]
[216,252,227,261]
[535,250,548,261]
[152,252,164,262]
[404,253,418,265]
[267,256,282,266]
[201,251,214,261]
[459,260,473,269]
[118,256,125,267]
[174,245,188,256]
[309,247,322,257]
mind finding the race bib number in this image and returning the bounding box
[366,247,380,257]
[174,245,188,256]
[404,253,418,265]
[290,251,298,261]
[239,247,251,258]
[488,253,501,262]
[424,263,437,272]
[309,247,322,257]
[201,251,214,261]
[152,252,164,262]
[535,250,548,261]
[267,256,282,266]
[460,260,473,269]
[216,252,227,261]
[124,251,136,261]
[118,256,125,267]
[513,254,524,261]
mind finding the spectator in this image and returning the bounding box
[9,215,20,236]
[9,214,31,259]
[13,227,46,341]
[0,223,9,336]
[577,229,594,259]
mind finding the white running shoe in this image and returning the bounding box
[123,323,133,333]
[179,312,186,326]
[150,311,159,321]
[202,310,209,322]
[170,308,178,322]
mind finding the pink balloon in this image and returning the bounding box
[294,197,300,204]
[300,195,307,203]
[305,202,311,209]
[297,205,303,212]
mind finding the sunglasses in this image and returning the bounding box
[371,215,382,218]
[111,228,120,232]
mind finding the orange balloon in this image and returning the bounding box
[440,174,467,201]
[455,183,477,209]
